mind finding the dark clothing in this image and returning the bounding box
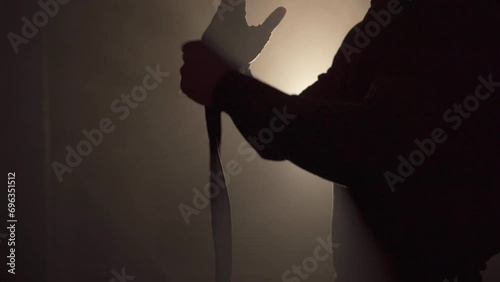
[214,1,500,281]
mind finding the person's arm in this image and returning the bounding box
[213,71,424,186]
[216,36,356,161]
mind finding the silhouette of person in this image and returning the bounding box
[181,0,500,281]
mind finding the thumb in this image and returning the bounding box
[259,7,287,34]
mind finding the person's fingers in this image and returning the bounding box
[180,65,191,94]
[182,41,203,54]
[183,41,213,64]
[260,7,286,34]
[221,0,246,17]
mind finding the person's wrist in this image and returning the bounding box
[212,69,243,111]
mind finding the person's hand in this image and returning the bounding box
[180,41,234,107]
[180,1,286,107]
[202,0,286,68]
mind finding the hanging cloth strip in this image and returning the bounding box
[205,106,233,282]
[203,66,251,282]
[200,1,284,281]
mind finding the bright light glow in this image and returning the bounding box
[248,0,369,94]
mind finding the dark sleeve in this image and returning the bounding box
[213,71,422,186]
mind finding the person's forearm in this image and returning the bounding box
[213,71,417,186]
